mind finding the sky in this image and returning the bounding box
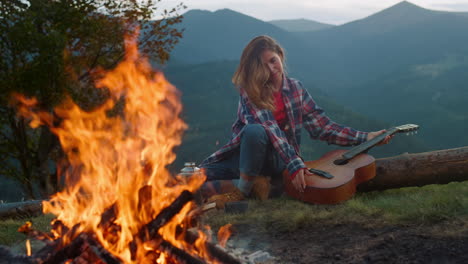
[159,0,468,25]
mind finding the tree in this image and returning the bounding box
[0,0,185,199]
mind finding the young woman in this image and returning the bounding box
[199,35,391,208]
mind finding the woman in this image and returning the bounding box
[199,35,391,208]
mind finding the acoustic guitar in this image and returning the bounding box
[283,124,419,204]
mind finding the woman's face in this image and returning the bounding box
[261,49,283,87]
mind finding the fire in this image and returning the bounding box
[26,239,31,256]
[14,32,225,263]
[217,224,233,248]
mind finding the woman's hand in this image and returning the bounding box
[367,130,393,145]
[291,168,314,192]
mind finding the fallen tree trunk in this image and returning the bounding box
[0,200,43,219]
[358,146,468,192]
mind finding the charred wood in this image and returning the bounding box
[130,190,194,260]
[184,230,242,264]
[159,239,206,264]
[136,190,193,241]
[37,232,122,264]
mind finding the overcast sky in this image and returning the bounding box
[159,0,468,25]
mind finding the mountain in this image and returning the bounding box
[269,19,334,32]
[334,57,468,150]
[295,1,468,91]
[172,9,306,65]
[172,2,468,89]
[166,1,468,151]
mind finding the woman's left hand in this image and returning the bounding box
[367,130,393,145]
[291,168,314,193]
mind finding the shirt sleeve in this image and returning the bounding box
[239,94,307,177]
[300,83,368,146]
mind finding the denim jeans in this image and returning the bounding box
[201,124,286,194]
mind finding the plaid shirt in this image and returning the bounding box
[200,76,368,177]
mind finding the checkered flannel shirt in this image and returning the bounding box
[199,76,368,178]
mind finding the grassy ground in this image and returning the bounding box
[0,213,54,253]
[1,181,467,248]
[205,180,468,234]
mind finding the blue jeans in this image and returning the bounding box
[201,124,286,194]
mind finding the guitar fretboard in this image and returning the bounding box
[334,124,419,165]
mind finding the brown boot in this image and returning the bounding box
[207,188,245,209]
[251,176,271,201]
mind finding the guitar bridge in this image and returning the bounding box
[308,168,334,179]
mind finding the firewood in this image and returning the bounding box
[136,190,194,241]
[158,239,206,264]
[130,190,194,260]
[184,230,242,264]
[37,232,122,264]
[0,200,43,220]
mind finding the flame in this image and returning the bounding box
[217,224,232,248]
[26,239,31,256]
[14,32,215,263]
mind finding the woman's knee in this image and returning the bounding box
[242,124,268,143]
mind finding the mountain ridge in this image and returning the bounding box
[166,1,468,152]
[268,18,335,32]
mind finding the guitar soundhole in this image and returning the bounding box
[334,159,348,165]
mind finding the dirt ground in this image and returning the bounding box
[227,220,468,264]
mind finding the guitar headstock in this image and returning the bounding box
[395,124,419,134]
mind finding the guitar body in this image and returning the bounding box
[283,149,376,204]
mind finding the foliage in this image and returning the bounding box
[0,0,185,199]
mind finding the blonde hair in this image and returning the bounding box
[232,35,285,111]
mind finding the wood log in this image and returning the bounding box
[358,146,468,192]
[0,200,43,219]
[158,239,206,264]
[130,190,194,260]
[184,229,242,264]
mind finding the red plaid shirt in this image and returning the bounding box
[200,76,368,177]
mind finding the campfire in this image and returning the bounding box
[12,32,239,264]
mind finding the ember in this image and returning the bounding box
[13,32,241,264]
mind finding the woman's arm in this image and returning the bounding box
[300,85,368,146]
[238,94,307,178]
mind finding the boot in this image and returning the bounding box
[207,187,245,209]
[251,176,271,201]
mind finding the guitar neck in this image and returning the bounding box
[339,127,399,162]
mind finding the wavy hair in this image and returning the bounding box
[232,35,285,111]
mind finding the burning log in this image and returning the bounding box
[184,230,242,264]
[129,190,202,262]
[358,146,468,192]
[37,232,122,264]
[20,222,123,264]
[128,189,242,263]
[130,189,194,258]
[158,239,206,264]
[138,190,194,240]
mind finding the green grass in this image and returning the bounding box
[0,214,54,247]
[204,181,468,233]
[1,181,468,246]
